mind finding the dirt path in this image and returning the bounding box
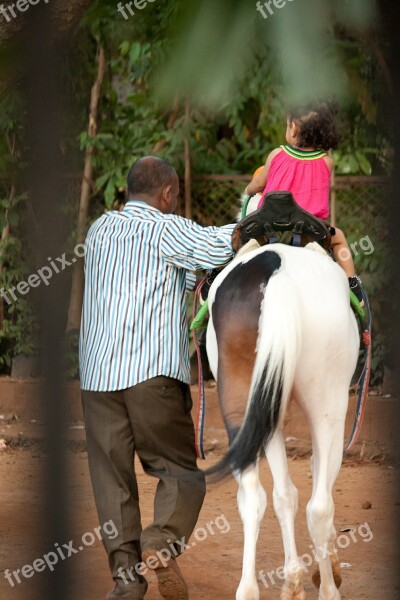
[1,389,399,600]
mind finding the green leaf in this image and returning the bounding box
[337,154,359,175]
[95,172,112,189]
[129,42,142,66]
[120,41,130,57]
[355,150,372,175]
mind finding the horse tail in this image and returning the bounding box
[209,268,301,480]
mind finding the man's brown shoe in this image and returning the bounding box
[142,549,188,600]
[106,589,144,600]
[106,582,146,599]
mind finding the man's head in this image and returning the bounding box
[127,157,179,214]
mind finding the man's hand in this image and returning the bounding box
[231,225,242,253]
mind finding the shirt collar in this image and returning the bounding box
[124,200,162,214]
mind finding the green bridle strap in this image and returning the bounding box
[350,290,365,318]
[241,195,252,219]
[190,299,209,332]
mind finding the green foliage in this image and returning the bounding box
[77,2,389,216]
[0,299,40,368]
[334,149,376,175]
[0,90,41,372]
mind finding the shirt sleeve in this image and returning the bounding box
[160,216,236,271]
[185,271,197,293]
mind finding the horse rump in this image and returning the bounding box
[206,248,301,480]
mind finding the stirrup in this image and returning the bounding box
[200,268,220,303]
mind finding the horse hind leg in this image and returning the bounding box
[305,391,348,600]
[216,341,266,600]
[235,464,267,600]
[308,456,342,591]
[266,431,307,600]
[219,368,267,600]
[307,506,342,600]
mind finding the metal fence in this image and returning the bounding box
[178,175,390,237]
[330,176,389,248]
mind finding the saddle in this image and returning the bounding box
[232,191,332,252]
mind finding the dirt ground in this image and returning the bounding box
[1,385,400,600]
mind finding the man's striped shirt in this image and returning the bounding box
[79,200,235,391]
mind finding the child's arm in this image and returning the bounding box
[323,154,334,173]
[246,148,281,196]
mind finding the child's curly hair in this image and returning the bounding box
[287,99,340,151]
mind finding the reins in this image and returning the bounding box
[192,275,208,460]
[346,290,372,451]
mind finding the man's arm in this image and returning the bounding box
[160,216,235,271]
[185,271,197,292]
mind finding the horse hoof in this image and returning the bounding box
[281,575,307,600]
[281,588,307,600]
[312,567,342,589]
[236,583,259,600]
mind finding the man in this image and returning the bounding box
[80,157,235,600]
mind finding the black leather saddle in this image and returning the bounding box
[233,191,332,250]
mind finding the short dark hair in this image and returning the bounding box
[127,157,177,196]
[287,99,340,151]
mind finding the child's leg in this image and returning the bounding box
[330,227,356,276]
[331,227,364,303]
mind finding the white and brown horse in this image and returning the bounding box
[206,239,359,600]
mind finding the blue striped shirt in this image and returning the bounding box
[79,200,235,391]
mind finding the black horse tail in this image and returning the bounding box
[207,268,301,480]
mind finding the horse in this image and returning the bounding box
[205,199,360,600]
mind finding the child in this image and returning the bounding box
[246,100,364,302]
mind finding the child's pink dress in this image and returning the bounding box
[257,145,331,219]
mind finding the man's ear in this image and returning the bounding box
[160,185,172,211]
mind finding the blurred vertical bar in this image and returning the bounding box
[23,4,71,600]
[380,2,400,387]
[379,0,400,577]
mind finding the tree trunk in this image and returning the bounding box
[66,45,105,332]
